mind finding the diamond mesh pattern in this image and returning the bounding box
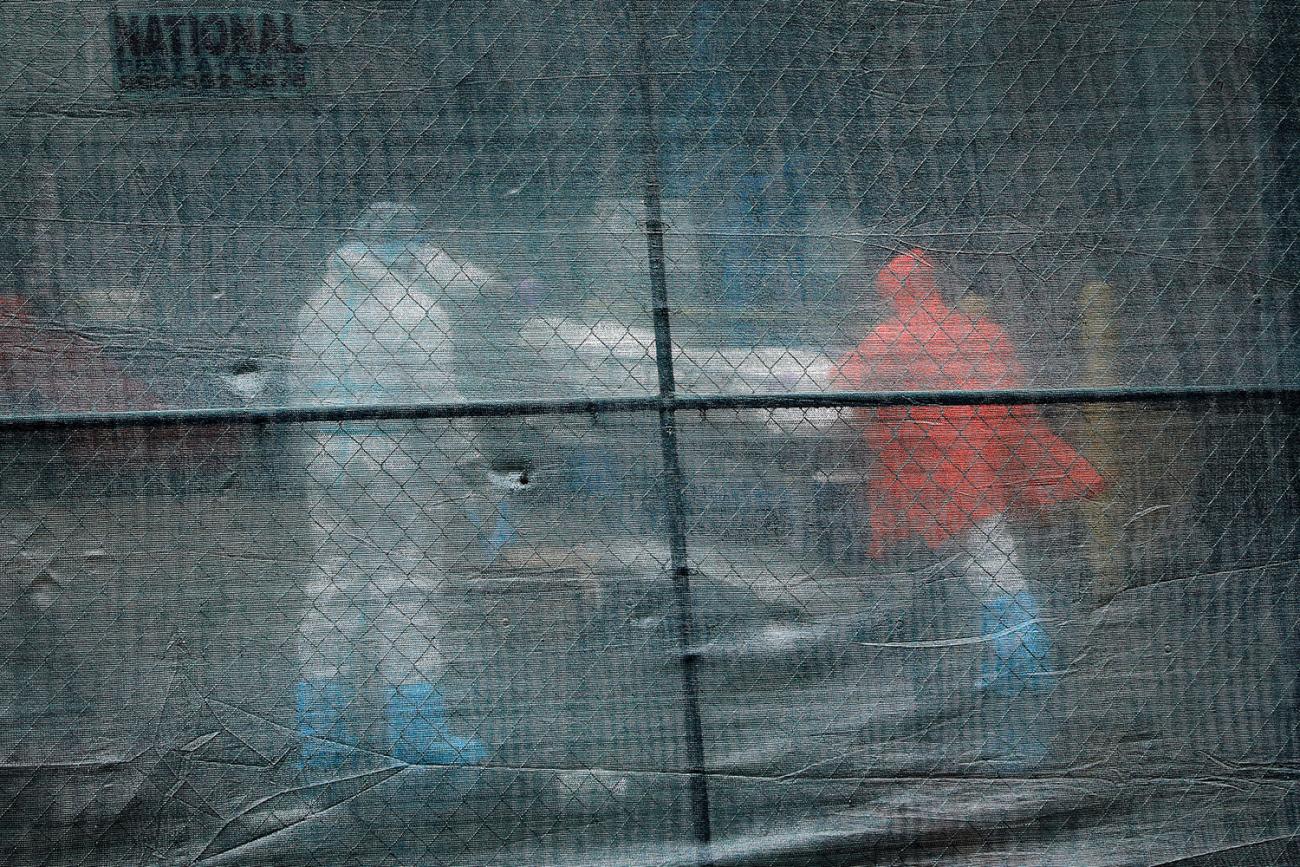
[0,2,1297,866]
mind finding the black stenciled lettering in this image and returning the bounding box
[142,14,165,58]
[187,14,201,55]
[109,13,142,60]
[230,14,257,55]
[259,13,281,53]
[283,14,306,53]
[112,8,310,93]
[163,15,184,56]
[201,15,228,55]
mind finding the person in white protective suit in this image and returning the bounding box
[289,203,495,769]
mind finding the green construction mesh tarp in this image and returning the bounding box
[0,3,1297,865]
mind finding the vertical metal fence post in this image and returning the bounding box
[633,5,714,862]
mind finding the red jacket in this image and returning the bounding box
[832,251,1103,557]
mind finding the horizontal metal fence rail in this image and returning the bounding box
[0,384,1296,432]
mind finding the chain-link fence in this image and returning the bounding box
[1,3,1298,865]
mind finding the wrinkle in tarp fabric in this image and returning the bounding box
[0,2,1298,866]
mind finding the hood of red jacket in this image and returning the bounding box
[876,249,939,308]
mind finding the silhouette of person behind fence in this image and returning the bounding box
[832,249,1104,764]
[289,203,491,771]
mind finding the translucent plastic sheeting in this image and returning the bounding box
[0,2,1295,408]
[0,2,1297,866]
[0,405,1296,865]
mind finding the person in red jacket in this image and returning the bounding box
[832,249,1104,761]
